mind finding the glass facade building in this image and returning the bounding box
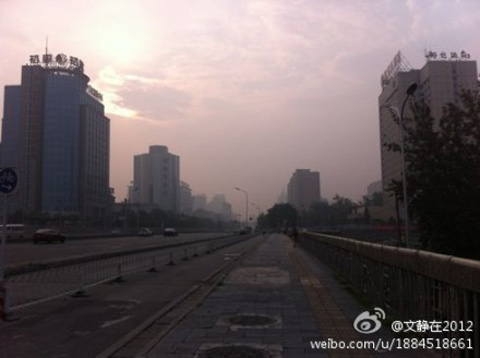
[42,71,83,212]
[0,53,110,224]
[1,85,22,168]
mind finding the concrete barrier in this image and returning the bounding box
[303,232,480,292]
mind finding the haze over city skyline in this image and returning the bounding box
[1,0,479,216]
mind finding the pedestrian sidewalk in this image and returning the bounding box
[145,234,417,358]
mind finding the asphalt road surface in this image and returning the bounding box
[0,234,264,358]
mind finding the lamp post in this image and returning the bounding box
[383,83,418,247]
[235,187,249,229]
[123,198,129,235]
[132,187,139,229]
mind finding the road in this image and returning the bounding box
[0,234,264,358]
[4,233,229,268]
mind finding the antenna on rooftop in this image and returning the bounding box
[45,36,49,55]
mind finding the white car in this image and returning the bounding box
[137,228,154,236]
[163,228,178,237]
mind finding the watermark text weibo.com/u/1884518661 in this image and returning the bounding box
[309,307,474,353]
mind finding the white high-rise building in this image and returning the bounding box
[378,51,478,214]
[133,145,180,213]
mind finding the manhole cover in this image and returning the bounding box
[229,315,276,326]
[202,345,269,358]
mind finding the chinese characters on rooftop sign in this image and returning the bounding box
[425,50,471,61]
[87,85,103,102]
[28,53,84,73]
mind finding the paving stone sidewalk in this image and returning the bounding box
[145,234,424,358]
[147,233,325,358]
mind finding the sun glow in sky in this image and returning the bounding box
[1,0,479,214]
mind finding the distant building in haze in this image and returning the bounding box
[207,194,233,221]
[287,169,321,212]
[277,190,287,204]
[179,181,193,214]
[132,145,180,213]
[1,52,110,223]
[367,180,382,199]
[192,194,208,211]
[378,51,478,217]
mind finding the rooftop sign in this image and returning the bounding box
[87,85,103,102]
[425,50,471,61]
[381,51,412,88]
[28,53,84,73]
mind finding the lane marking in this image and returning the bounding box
[101,315,132,329]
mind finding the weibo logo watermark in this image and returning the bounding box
[353,308,386,334]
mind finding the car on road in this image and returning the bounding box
[32,229,67,244]
[163,228,178,237]
[5,224,25,239]
[137,228,154,236]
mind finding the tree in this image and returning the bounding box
[263,203,298,229]
[387,90,480,258]
[386,179,403,245]
[330,194,355,225]
[256,213,268,229]
[304,200,330,227]
[370,192,384,206]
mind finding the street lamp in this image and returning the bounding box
[383,82,418,247]
[235,187,249,229]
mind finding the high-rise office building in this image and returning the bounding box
[133,145,180,213]
[378,51,478,213]
[1,52,110,223]
[287,169,321,211]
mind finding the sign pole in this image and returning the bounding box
[0,194,6,282]
[0,167,18,321]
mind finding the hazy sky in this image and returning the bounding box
[1,0,479,216]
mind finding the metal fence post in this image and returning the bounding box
[149,256,158,272]
[166,252,175,266]
[72,266,89,298]
[113,263,125,282]
[1,282,18,321]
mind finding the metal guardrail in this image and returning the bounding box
[298,232,480,358]
[3,234,253,315]
[5,233,231,277]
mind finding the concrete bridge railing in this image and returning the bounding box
[299,232,479,358]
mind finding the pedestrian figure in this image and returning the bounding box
[292,226,298,247]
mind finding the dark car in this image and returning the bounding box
[163,228,178,237]
[32,229,66,244]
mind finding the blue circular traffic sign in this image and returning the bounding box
[0,168,18,194]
